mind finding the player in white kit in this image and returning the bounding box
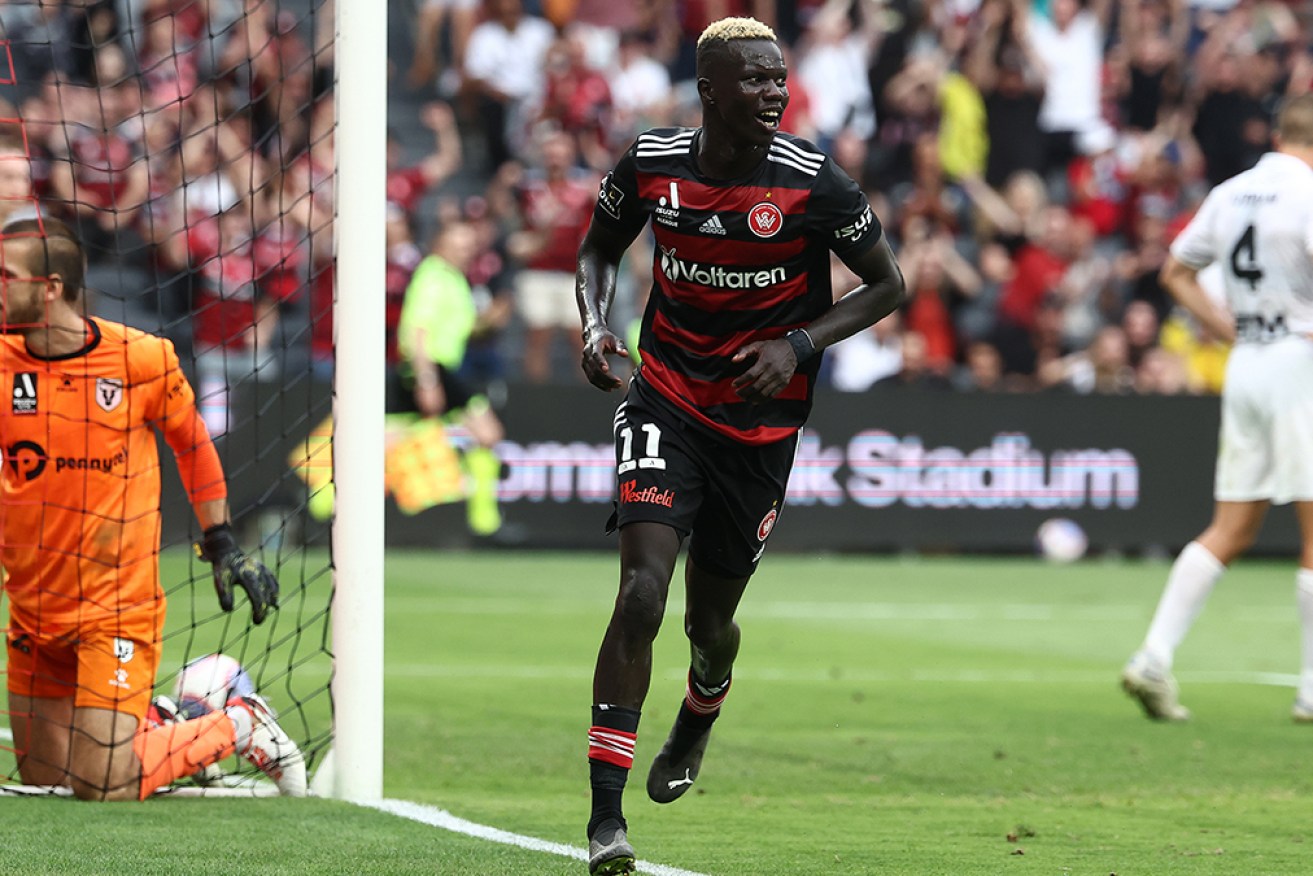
[1122,93,1313,722]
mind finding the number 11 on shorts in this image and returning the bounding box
[618,424,667,473]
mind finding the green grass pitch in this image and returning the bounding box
[4,549,1313,874]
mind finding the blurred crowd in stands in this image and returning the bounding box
[0,0,336,432]
[1,0,1309,405]
[401,0,1312,396]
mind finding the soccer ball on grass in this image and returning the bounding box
[1034,518,1088,563]
[173,652,255,716]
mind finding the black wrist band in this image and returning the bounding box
[784,328,816,363]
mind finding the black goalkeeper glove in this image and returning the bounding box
[194,523,279,625]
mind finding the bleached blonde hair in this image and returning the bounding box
[696,16,777,50]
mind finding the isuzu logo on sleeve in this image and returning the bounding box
[96,377,123,412]
[12,372,36,414]
[748,202,784,238]
[835,206,874,243]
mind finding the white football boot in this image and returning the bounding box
[1292,699,1313,723]
[1121,652,1190,722]
[227,694,308,796]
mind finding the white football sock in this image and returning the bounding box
[1295,568,1313,704]
[1141,541,1225,669]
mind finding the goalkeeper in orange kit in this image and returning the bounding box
[0,216,306,799]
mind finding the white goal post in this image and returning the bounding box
[331,0,387,802]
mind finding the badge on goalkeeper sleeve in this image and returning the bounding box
[194,523,280,624]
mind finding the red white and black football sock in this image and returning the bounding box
[587,704,640,838]
[668,669,731,761]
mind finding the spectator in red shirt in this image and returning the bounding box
[386,101,463,223]
[139,0,213,49]
[1066,125,1128,239]
[537,31,614,170]
[1124,135,1190,245]
[138,6,202,113]
[993,205,1076,376]
[48,62,149,263]
[253,202,311,321]
[188,206,285,435]
[899,226,983,374]
[505,129,597,382]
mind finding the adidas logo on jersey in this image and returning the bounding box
[698,214,727,236]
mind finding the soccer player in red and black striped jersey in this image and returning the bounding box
[576,17,905,875]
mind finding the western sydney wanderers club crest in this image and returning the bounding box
[748,202,783,238]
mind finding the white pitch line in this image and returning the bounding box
[361,798,711,876]
[408,598,1295,624]
[0,727,707,874]
[0,669,1300,723]
[383,664,1303,686]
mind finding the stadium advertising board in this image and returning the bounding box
[173,382,1301,555]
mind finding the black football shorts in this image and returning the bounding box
[386,364,477,415]
[610,388,798,578]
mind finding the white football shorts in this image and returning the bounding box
[515,269,579,330]
[1215,335,1313,504]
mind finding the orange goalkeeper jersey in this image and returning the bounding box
[0,318,226,637]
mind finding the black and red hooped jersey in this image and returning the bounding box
[593,127,882,445]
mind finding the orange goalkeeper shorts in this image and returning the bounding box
[6,613,164,721]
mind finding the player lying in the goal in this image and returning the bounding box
[0,215,305,799]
